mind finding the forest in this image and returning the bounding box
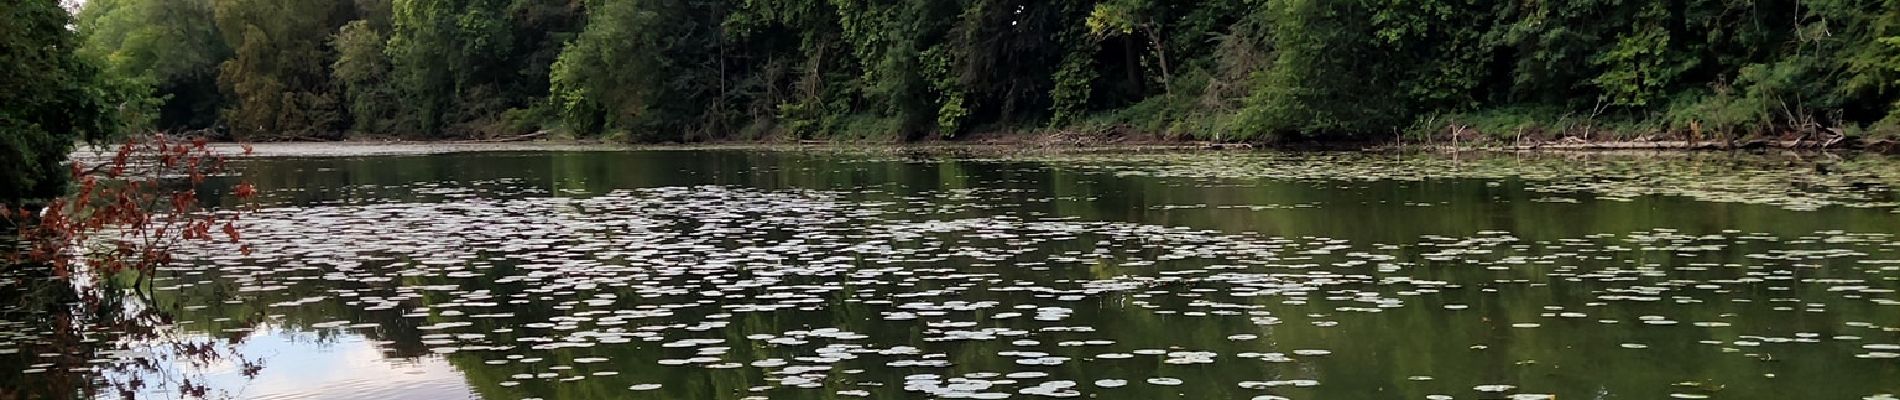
[10,0,1900,149]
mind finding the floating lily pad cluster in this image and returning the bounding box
[8,149,1900,399]
[96,180,1892,399]
[950,152,1900,211]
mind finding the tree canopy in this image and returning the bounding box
[2,0,140,204]
[40,0,1900,142]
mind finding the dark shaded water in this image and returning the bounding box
[4,149,1899,399]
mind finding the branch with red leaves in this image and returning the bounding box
[4,134,257,288]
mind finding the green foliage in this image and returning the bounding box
[1240,0,1403,137]
[376,0,582,138]
[213,0,349,140]
[333,20,404,134]
[826,0,948,139]
[2,0,137,203]
[920,44,966,137]
[1835,0,1900,124]
[77,0,229,130]
[1085,1,1138,36]
[547,0,713,140]
[388,0,515,137]
[1050,46,1098,127]
[41,0,1900,144]
[1588,5,1691,108]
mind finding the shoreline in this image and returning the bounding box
[85,133,1900,158]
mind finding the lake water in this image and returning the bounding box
[4,148,1899,399]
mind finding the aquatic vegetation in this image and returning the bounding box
[6,149,1899,399]
[960,151,1900,212]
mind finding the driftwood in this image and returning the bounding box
[474,131,549,143]
[1200,142,1255,150]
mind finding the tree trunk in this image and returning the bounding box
[1123,36,1144,93]
[1145,23,1172,96]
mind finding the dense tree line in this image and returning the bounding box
[2,0,140,204]
[38,0,1900,144]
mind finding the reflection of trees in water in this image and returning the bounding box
[0,262,262,399]
[0,246,497,399]
[0,135,267,399]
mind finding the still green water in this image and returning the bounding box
[9,149,1900,399]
